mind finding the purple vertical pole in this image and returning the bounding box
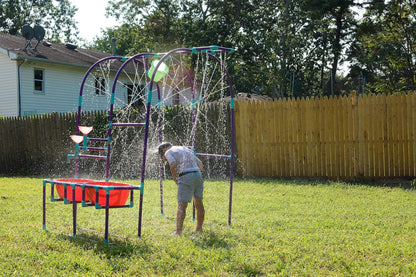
[157,83,164,215]
[105,190,110,243]
[138,193,144,236]
[42,180,46,230]
[229,97,235,225]
[191,53,199,222]
[72,186,77,237]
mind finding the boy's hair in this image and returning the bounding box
[158,142,172,157]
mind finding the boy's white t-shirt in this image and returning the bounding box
[165,146,200,174]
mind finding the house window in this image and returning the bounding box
[95,77,106,95]
[127,83,145,107]
[34,69,44,93]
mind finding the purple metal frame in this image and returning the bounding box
[142,46,236,228]
[47,55,151,242]
[57,46,235,240]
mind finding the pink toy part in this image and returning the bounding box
[55,179,96,202]
[86,181,131,207]
[70,135,84,144]
[78,126,93,135]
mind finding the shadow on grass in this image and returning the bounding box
[235,177,416,190]
[60,231,153,258]
[190,229,233,250]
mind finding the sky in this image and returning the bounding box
[70,0,119,43]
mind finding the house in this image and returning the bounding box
[0,32,195,118]
[1,32,112,117]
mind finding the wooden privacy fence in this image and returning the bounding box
[0,112,76,175]
[0,105,231,178]
[235,93,416,179]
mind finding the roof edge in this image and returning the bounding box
[10,53,91,69]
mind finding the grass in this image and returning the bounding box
[1,177,416,276]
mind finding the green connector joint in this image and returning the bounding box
[227,155,232,159]
[230,98,235,109]
[129,201,134,208]
[147,90,153,103]
[120,57,128,62]
[78,95,83,106]
[230,48,235,53]
[95,203,102,209]
[154,54,161,58]
[210,46,219,50]
[72,233,76,238]
[109,121,113,128]
[43,225,47,230]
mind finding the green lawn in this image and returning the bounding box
[1,177,416,276]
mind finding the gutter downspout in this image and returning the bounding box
[17,58,27,117]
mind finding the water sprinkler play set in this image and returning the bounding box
[42,46,236,243]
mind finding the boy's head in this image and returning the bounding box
[157,142,172,158]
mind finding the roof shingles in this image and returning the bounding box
[0,32,111,67]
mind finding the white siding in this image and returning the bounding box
[0,53,18,117]
[1,53,194,118]
[19,61,128,115]
[81,76,128,112]
[149,85,193,107]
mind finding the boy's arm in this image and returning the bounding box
[169,161,179,184]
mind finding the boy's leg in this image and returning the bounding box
[194,198,205,232]
[176,201,188,235]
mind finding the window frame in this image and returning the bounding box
[33,68,45,94]
[94,76,106,96]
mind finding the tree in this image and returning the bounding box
[351,0,416,94]
[97,0,414,98]
[0,0,78,43]
[105,0,182,54]
[298,0,358,96]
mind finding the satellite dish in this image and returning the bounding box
[21,25,34,40]
[33,25,45,41]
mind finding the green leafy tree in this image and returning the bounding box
[0,0,78,43]
[104,0,182,54]
[298,0,358,96]
[351,0,416,94]
[95,0,381,98]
